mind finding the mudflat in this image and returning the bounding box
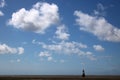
[0,75,120,80]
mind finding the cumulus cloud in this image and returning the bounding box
[0,11,4,16]
[33,39,96,60]
[0,0,5,8]
[35,40,95,60]
[39,51,51,57]
[93,45,104,51]
[8,2,59,34]
[74,10,120,42]
[39,51,53,61]
[55,25,70,40]
[18,47,24,54]
[0,44,24,54]
[41,41,87,55]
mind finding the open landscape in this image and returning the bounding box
[0,0,120,79]
[0,75,120,80]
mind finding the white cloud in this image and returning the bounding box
[18,47,24,54]
[93,45,104,51]
[8,2,59,34]
[74,10,120,42]
[37,41,95,60]
[33,39,96,60]
[0,0,5,8]
[86,52,96,60]
[94,3,106,16]
[55,25,70,40]
[0,44,17,54]
[0,44,24,55]
[39,51,53,61]
[32,39,36,44]
[0,0,5,16]
[39,51,51,57]
[0,11,4,16]
[48,56,53,61]
[41,41,87,55]
[32,39,41,45]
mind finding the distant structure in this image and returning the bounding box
[82,69,85,77]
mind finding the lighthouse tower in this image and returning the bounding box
[82,69,85,77]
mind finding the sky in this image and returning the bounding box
[0,0,120,75]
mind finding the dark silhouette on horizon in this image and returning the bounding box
[82,69,85,77]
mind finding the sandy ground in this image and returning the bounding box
[0,75,120,80]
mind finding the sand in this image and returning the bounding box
[0,75,120,80]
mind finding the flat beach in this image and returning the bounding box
[0,75,120,80]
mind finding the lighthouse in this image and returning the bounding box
[82,69,85,77]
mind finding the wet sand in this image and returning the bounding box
[0,75,120,80]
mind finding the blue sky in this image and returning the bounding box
[0,0,120,75]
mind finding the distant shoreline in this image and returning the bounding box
[0,75,120,77]
[0,75,120,80]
